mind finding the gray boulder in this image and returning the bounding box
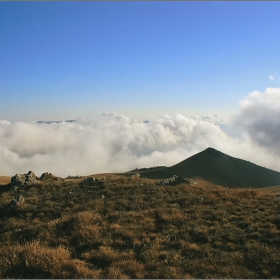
[84,177,96,184]
[8,194,25,210]
[39,172,63,181]
[83,176,104,188]
[11,174,26,186]
[40,172,54,180]
[17,194,25,203]
[26,171,38,184]
[156,175,197,186]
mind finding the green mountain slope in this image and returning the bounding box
[138,147,280,188]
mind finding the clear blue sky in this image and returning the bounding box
[1,2,280,122]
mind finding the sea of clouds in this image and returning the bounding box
[1,87,280,177]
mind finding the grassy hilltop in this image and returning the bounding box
[0,172,280,279]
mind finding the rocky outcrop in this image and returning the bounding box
[10,171,65,187]
[11,174,26,186]
[40,172,63,182]
[40,172,55,180]
[11,171,39,186]
[156,175,197,186]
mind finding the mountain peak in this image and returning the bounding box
[203,147,224,154]
[138,148,280,188]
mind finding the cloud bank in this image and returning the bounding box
[235,87,280,155]
[1,88,280,177]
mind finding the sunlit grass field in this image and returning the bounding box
[0,174,280,278]
[0,176,12,185]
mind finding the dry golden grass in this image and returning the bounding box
[0,176,11,185]
[0,241,101,278]
[0,174,280,278]
[258,185,280,195]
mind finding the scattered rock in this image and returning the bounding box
[17,194,25,203]
[40,172,64,182]
[11,171,39,186]
[132,173,141,179]
[11,170,66,187]
[84,177,96,184]
[8,194,25,210]
[40,172,54,180]
[82,177,104,187]
[156,175,197,186]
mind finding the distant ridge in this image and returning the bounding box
[138,147,280,188]
[36,120,76,124]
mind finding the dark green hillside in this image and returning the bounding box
[138,147,280,188]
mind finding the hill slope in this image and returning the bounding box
[138,147,280,188]
[0,175,280,278]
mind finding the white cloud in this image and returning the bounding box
[0,120,11,125]
[269,72,278,81]
[0,113,234,177]
[1,89,280,178]
[201,113,224,124]
[235,87,280,157]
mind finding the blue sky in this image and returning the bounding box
[1,1,280,122]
